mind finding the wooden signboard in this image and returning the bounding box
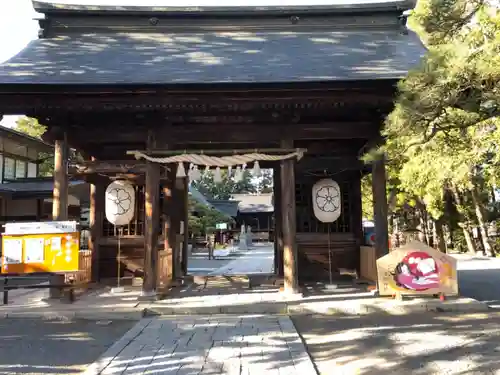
[1,221,80,274]
[376,241,458,297]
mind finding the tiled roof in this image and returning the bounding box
[231,193,274,213]
[0,178,86,200]
[0,29,425,85]
[207,200,239,217]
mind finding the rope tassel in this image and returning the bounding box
[176,162,186,178]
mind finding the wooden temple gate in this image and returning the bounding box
[0,0,425,296]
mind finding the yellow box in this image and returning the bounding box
[2,232,80,274]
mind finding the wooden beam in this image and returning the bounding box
[143,155,161,297]
[372,157,389,259]
[66,122,379,145]
[280,139,299,294]
[68,154,366,176]
[52,136,68,221]
[0,85,395,113]
[69,160,149,174]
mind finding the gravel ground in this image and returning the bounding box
[293,312,500,375]
[0,318,137,375]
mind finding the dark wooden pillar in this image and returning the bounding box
[171,175,183,278]
[181,176,189,275]
[273,166,284,276]
[372,157,389,258]
[280,139,299,294]
[350,175,363,271]
[52,136,68,220]
[36,199,43,220]
[89,178,105,282]
[143,160,161,296]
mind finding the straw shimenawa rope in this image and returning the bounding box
[129,150,305,167]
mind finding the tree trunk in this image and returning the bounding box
[461,225,477,254]
[471,184,495,256]
[450,184,478,254]
[434,218,447,253]
[417,206,429,245]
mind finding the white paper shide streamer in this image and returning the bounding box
[105,180,136,226]
[312,179,342,223]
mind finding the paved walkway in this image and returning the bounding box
[86,315,316,375]
[188,243,274,276]
[455,254,500,308]
[209,244,274,275]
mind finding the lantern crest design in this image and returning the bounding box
[312,179,342,223]
[105,180,135,226]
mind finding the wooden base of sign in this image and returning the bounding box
[392,291,447,301]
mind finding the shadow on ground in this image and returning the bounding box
[0,319,136,374]
[293,312,500,375]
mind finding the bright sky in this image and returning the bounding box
[0,0,39,128]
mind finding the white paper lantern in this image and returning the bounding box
[105,180,136,226]
[312,179,341,223]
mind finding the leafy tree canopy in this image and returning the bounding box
[192,168,273,200]
[373,0,500,159]
[15,116,54,176]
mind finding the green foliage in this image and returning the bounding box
[188,197,233,236]
[361,175,373,220]
[15,116,54,176]
[363,1,500,252]
[192,169,263,199]
[380,1,500,155]
[256,169,273,193]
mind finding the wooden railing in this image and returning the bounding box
[76,250,92,284]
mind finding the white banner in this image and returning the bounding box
[4,221,78,235]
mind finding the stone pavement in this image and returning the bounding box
[0,318,136,375]
[208,243,274,275]
[85,315,317,375]
[187,245,254,275]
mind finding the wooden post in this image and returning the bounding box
[280,139,299,294]
[142,160,161,297]
[162,166,176,282]
[181,176,189,275]
[89,178,105,282]
[372,157,389,258]
[171,175,183,278]
[273,166,284,277]
[50,135,68,298]
[52,137,68,220]
[350,175,363,272]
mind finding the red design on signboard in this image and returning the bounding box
[393,251,440,291]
